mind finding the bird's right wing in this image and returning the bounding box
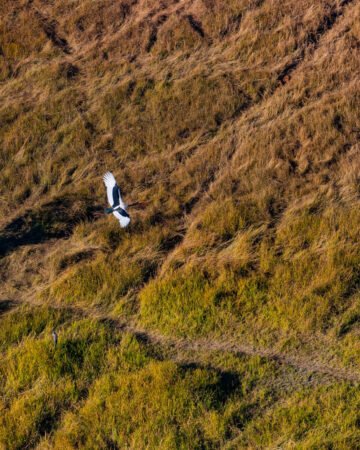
[113,210,131,228]
[103,172,117,207]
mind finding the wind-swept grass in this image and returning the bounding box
[238,383,360,449]
[140,205,360,369]
[1,0,359,447]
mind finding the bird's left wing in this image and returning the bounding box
[103,172,117,207]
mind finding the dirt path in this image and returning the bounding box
[5,298,360,384]
[115,321,360,383]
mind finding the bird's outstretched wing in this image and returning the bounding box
[103,171,116,206]
[103,171,125,209]
[113,209,131,228]
[103,171,130,227]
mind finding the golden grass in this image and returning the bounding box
[1,0,360,447]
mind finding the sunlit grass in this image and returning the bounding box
[1,0,359,447]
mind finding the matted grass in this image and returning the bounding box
[1,0,359,447]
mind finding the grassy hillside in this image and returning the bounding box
[0,0,359,448]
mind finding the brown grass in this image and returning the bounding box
[0,0,359,446]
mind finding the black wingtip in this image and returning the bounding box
[104,208,113,214]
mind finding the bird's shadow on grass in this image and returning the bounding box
[0,195,103,258]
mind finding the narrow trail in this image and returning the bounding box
[6,298,360,384]
[113,321,360,384]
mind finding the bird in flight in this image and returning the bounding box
[103,171,131,228]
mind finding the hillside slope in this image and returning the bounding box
[0,0,359,448]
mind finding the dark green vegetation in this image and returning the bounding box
[1,0,359,448]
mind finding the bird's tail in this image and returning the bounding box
[104,207,113,214]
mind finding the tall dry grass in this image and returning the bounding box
[0,0,359,447]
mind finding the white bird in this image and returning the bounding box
[103,171,131,228]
